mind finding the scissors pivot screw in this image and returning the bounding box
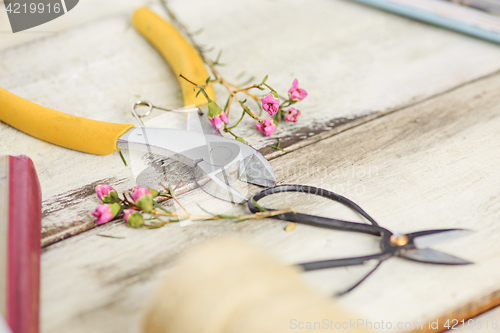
[390,235,409,246]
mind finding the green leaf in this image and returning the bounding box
[192,28,204,35]
[233,218,252,223]
[216,214,239,219]
[235,136,250,145]
[145,223,166,229]
[96,234,125,239]
[238,76,255,86]
[197,204,216,216]
[214,49,223,64]
[266,145,286,152]
[223,96,231,112]
[227,111,245,130]
[167,184,179,202]
[153,201,171,214]
[148,188,159,198]
[252,199,268,212]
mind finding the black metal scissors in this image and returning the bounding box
[248,185,473,295]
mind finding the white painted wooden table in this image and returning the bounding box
[1,0,499,332]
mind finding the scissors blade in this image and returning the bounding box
[400,248,473,265]
[411,229,473,249]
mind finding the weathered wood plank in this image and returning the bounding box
[40,64,500,333]
[2,0,500,244]
[455,305,500,332]
[0,0,148,50]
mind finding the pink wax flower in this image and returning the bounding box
[123,209,144,228]
[95,184,119,203]
[123,208,135,222]
[284,108,301,122]
[207,100,229,130]
[288,79,307,101]
[255,118,277,136]
[130,186,153,213]
[130,186,151,202]
[261,92,280,116]
[92,203,120,225]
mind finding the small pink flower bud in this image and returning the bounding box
[284,108,301,122]
[130,186,150,201]
[207,100,229,130]
[95,184,120,203]
[261,93,280,116]
[255,118,277,137]
[288,79,307,101]
[130,186,153,213]
[209,114,222,129]
[123,209,144,228]
[92,203,121,225]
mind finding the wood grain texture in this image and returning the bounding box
[40,65,500,332]
[2,0,500,243]
[0,0,151,50]
[418,290,500,332]
[455,305,500,332]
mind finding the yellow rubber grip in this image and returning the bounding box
[0,87,134,155]
[132,7,216,106]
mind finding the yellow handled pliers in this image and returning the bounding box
[0,8,276,203]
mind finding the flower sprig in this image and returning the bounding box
[181,71,307,140]
[158,0,308,143]
[91,184,296,229]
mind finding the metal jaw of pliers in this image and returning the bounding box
[248,185,473,295]
[117,127,276,203]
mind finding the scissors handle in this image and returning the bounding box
[270,212,383,236]
[298,252,392,271]
[248,185,385,236]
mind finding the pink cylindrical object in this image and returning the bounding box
[0,155,41,333]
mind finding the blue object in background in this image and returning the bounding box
[353,0,500,45]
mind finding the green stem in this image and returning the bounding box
[179,74,212,102]
[119,150,128,167]
[227,110,246,130]
[224,129,239,138]
[153,201,171,214]
[179,74,198,86]
[263,82,276,92]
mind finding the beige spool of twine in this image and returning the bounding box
[143,237,371,333]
